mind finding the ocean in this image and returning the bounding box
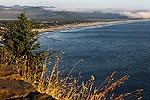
[38,21,150,99]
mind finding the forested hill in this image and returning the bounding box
[0,5,128,21]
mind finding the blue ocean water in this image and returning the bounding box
[38,21,150,99]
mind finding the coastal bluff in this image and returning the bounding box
[0,64,55,100]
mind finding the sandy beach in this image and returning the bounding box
[32,19,147,33]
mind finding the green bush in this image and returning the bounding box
[0,13,47,82]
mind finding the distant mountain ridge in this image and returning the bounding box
[0,5,128,21]
[0,5,56,10]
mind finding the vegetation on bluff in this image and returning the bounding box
[0,13,143,100]
[0,13,48,82]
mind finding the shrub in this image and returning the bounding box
[0,13,47,82]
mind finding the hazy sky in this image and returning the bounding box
[0,0,149,9]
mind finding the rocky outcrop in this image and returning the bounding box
[0,64,55,100]
[0,64,21,80]
[0,78,36,99]
[13,91,55,100]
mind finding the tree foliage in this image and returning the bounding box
[0,13,47,66]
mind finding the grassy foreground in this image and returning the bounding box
[0,50,143,100]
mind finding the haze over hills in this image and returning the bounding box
[0,5,150,21]
[0,5,56,10]
[0,5,128,21]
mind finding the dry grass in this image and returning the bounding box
[0,49,143,100]
[32,52,143,100]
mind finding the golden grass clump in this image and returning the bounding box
[31,52,143,100]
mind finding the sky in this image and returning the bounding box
[0,0,149,9]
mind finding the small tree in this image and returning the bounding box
[2,13,40,59]
[0,13,47,81]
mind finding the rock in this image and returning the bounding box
[0,64,21,80]
[12,91,55,100]
[0,64,55,100]
[0,78,36,99]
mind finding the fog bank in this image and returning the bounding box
[121,11,150,19]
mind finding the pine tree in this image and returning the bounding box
[1,13,47,65]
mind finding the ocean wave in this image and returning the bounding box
[59,21,138,33]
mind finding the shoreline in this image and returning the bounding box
[32,19,150,33]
